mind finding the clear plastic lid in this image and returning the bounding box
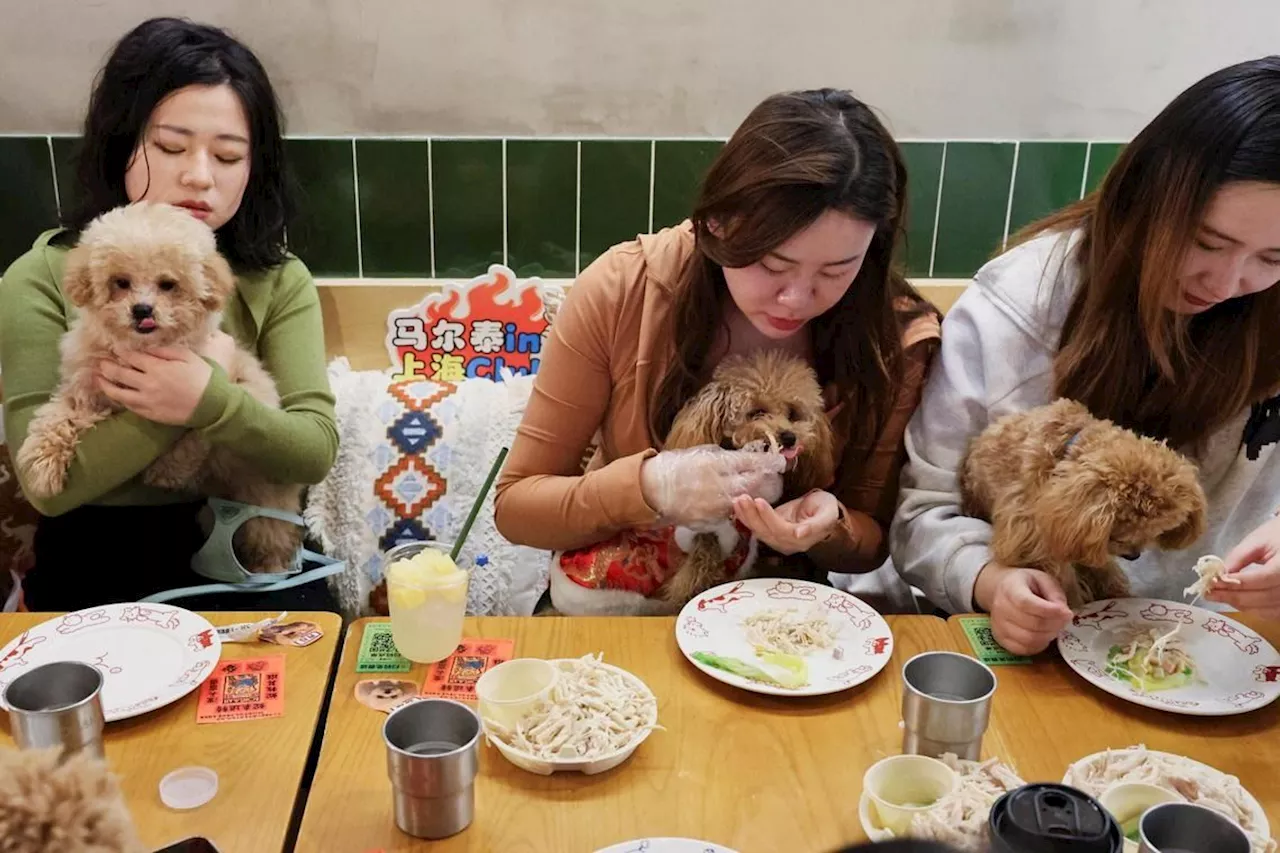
[159,766,219,810]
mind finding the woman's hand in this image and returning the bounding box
[98,347,214,425]
[973,562,1074,655]
[1206,515,1280,619]
[640,446,785,527]
[732,489,841,555]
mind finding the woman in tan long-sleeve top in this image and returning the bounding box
[495,89,940,614]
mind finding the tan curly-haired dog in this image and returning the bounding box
[960,398,1206,608]
[16,202,302,572]
[0,748,143,853]
[654,349,837,606]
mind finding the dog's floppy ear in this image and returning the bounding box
[665,383,734,449]
[1033,466,1116,567]
[200,251,237,312]
[789,412,836,493]
[61,245,99,308]
[1158,503,1207,550]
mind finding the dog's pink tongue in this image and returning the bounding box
[137,318,157,331]
[781,443,802,461]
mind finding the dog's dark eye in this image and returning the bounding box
[748,408,767,420]
[112,276,131,290]
[157,278,177,292]
[787,406,800,421]
[719,437,736,450]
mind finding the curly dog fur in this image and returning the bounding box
[960,398,1206,607]
[0,748,142,853]
[16,202,302,572]
[652,349,837,607]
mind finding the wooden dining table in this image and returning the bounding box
[946,611,1280,832]
[293,614,960,853]
[0,610,342,853]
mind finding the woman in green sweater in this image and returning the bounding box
[0,18,339,610]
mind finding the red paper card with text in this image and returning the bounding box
[420,639,514,701]
[196,655,286,723]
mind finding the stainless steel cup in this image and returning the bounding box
[383,698,481,839]
[4,661,106,760]
[901,651,997,760]
[1138,802,1251,853]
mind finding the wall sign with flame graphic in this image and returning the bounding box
[385,265,554,383]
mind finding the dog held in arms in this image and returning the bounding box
[959,398,1206,608]
[16,202,302,572]
[547,349,836,615]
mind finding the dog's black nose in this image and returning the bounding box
[1121,550,1141,561]
[779,431,797,449]
[131,303,154,320]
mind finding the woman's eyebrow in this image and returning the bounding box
[769,250,862,266]
[155,123,249,144]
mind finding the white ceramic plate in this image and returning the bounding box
[675,579,894,697]
[595,840,737,853]
[1057,598,1280,716]
[483,659,658,775]
[1064,747,1270,844]
[0,603,222,722]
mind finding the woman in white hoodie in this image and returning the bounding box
[892,57,1280,654]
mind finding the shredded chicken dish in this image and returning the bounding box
[743,608,838,656]
[482,654,660,761]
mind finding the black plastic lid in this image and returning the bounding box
[988,783,1122,853]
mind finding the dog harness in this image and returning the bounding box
[558,520,753,597]
[141,497,344,603]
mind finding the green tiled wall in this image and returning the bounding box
[0,136,1125,278]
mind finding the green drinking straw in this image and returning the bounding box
[450,446,509,562]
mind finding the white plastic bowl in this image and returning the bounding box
[481,658,659,776]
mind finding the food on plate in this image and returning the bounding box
[904,755,1026,849]
[1105,625,1197,693]
[480,654,659,761]
[691,650,809,689]
[1184,554,1240,599]
[743,607,838,656]
[1064,746,1275,853]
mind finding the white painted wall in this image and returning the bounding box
[2,0,1278,139]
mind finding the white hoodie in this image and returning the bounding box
[891,230,1280,613]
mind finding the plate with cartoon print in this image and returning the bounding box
[0,603,222,721]
[595,839,737,853]
[1057,598,1280,716]
[675,578,894,697]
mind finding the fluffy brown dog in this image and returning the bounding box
[960,398,1206,607]
[653,349,836,606]
[0,748,142,853]
[17,202,302,572]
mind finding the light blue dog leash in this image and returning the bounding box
[141,497,344,604]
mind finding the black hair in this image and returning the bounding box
[57,17,294,272]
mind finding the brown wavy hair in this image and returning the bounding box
[651,89,935,467]
[1010,57,1280,449]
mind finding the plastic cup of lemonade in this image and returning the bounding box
[384,541,469,663]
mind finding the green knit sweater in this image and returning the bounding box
[0,230,338,517]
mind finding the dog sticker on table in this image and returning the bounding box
[548,350,836,617]
[16,202,303,573]
[959,398,1207,609]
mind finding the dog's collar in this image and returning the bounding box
[1057,429,1083,460]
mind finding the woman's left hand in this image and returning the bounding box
[732,489,842,555]
[98,347,214,426]
[1207,515,1280,619]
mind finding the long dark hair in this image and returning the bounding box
[55,17,294,273]
[1011,56,1280,448]
[652,88,935,462]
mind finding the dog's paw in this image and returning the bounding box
[16,438,71,498]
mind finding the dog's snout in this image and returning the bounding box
[1121,549,1141,561]
[779,431,797,449]
[131,303,154,320]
